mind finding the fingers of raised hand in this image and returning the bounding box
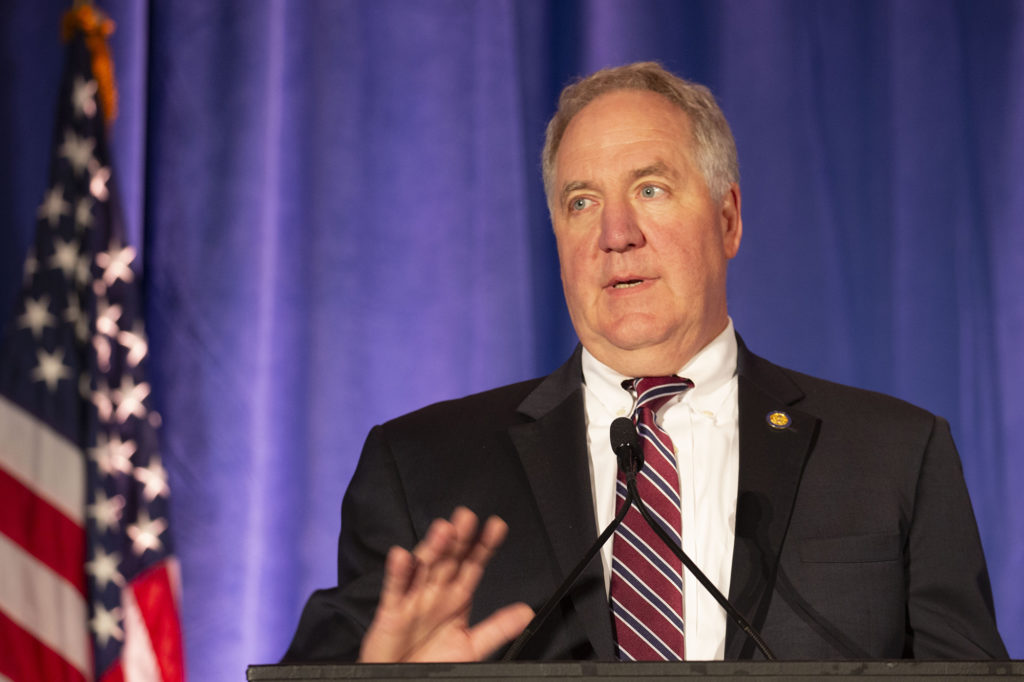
[361,509,519,663]
[378,545,416,612]
[456,514,508,589]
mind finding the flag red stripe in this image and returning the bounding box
[0,609,88,682]
[132,561,186,682]
[0,466,86,594]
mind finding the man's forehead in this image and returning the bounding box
[557,92,692,156]
[562,89,691,136]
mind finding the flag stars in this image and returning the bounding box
[89,160,111,201]
[114,375,151,423]
[64,291,83,331]
[23,248,38,285]
[107,434,138,474]
[96,244,136,286]
[94,299,122,371]
[118,322,148,366]
[86,548,125,590]
[96,299,123,337]
[134,454,169,502]
[93,334,112,373]
[75,196,94,231]
[49,237,80,279]
[88,489,125,533]
[59,129,95,175]
[72,76,98,118]
[18,295,57,339]
[76,254,92,288]
[92,380,114,423]
[31,348,72,391]
[38,185,70,227]
[127,508,167,556]
[89,432,136,476]
[90,603,124,647]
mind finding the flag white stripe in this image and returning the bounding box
[0,395,84,524]
[122,582,161,682]
[0,534,90,676]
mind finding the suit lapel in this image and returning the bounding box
[507,347,617,659]
[725,341,820,659]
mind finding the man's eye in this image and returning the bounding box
[570,197,590,212]
[640,185,663,198]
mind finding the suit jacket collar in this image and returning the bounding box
[509,345,618,659]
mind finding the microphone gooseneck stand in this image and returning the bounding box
[624,475,776,661]
[500,485,633,661]
[501,419,642,661]
[502,417,776,662]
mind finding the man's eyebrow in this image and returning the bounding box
[559,180,592,204]
[629,162,675,182]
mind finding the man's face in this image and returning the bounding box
[551,89,742,376]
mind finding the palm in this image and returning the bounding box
[359,508,534,663]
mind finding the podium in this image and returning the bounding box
[247,660,1023,680]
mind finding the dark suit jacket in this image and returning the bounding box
[284,340,1007,661]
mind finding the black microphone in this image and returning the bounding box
[501,419,641,661]
[610,416,643,474]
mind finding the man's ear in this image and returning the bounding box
[721,182,742,259]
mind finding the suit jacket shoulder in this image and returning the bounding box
[283,348,607,662]
[729,342,1007,659]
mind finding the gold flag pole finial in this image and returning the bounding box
[61,1,118,124]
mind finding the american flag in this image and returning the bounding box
[0,10,185,682]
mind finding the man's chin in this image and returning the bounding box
[580,329,683,373]
[595,317,675,352]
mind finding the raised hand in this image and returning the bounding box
[358,507,534,662]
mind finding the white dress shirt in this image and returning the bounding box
[581,319,739,660]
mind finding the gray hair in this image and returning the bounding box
[541,61,739,208]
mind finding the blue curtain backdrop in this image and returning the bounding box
[2,1,1022,677]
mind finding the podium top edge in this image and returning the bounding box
[246,660,1024,681]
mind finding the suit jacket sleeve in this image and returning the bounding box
[905,416,1006,658]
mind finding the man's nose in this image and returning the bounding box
[597,199,646,252]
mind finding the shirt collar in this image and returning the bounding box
[581,318,738,419]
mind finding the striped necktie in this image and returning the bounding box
[609,375,694,661]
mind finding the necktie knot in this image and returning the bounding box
[631,375,694,416]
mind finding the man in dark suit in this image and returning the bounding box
[284,62,1006,662]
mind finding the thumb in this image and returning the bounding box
[467,602,535,659]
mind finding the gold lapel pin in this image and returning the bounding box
[766,410,791,430]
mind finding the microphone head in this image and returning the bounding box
[609,417,643,473]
